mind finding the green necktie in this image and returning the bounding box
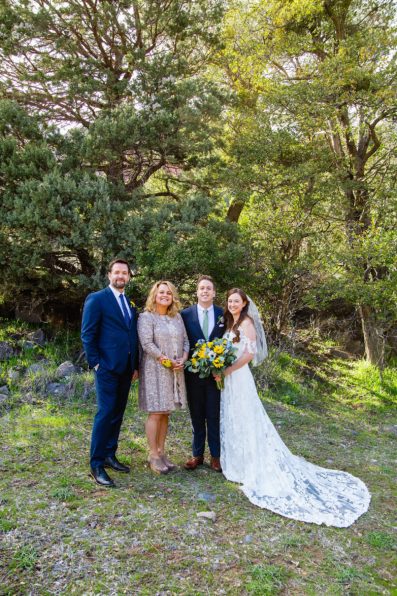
[202,309,209,340]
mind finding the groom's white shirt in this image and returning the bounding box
[197,303,215,336]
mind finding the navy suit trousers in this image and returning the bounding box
[186,374,220,458]
[90,361,132,468]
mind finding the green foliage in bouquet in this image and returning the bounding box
[185,337,238,389]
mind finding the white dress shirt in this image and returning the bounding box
[197,303,215,337]
[109,284,131,319]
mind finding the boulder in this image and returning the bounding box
[0,385,10,395]
[26,329,46,347]
[196,511,217,522]
[8,369,21,382]
[0,393,9,404]
[27,362,48,375]
[21,341,36,350]
[0,342,14,361]
[197,491,217,503]
[46,382,69,398]
[56,361,77,378]
[82,381,96,400]
[382,424,397,436]
[46,381,74,399]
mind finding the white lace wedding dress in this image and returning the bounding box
[220,330,371,527]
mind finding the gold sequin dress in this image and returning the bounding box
[138,311,189,412]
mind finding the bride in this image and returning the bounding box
[215,288,371,528]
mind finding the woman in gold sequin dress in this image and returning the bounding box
[138,281,189,474]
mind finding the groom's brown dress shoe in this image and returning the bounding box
[104,456,130,473]
[184,456,204,470]
[210,457,222,472]
[90,466,116,487]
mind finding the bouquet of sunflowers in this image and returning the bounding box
[185,337,238,389]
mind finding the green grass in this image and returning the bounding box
[9,545,38,571]
[0,318,396,594]
[246,563,289,594]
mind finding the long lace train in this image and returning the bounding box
[220,332,371,527]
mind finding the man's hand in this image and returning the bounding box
[132,369,139,382]
[93,363,99,371]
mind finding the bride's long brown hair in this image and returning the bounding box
[224,288,250,343]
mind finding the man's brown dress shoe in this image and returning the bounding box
[184,455,204,470]
[210,457,222,472]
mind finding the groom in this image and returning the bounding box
[181,275,224,472]
[81,258,139,487]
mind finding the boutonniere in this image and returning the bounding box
[129,299,136,308]
[217,315,224,328]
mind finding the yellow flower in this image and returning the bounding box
[213,358,222,368]
[191,358,198,366]
[197,349,206,359]
[161,358,173,368]
[213,345,224,354]
[207,342,214,347]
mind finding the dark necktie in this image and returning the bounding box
[119,293,130,326]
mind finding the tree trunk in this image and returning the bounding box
[226,199,246,222]
[358,304,384,366]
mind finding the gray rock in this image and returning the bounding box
[8,369,21,382]
[21,341,36,350]
[0,386,10,395]
[197,511,217,522]
[244,535,253,544]
[0,342,14,361]
[82,381,95,399]
[46,382,68,397]
[382,424,397,436]
[27,329,46,347]
[0,393,9,404]
[56,361,77,378]
[27,362,47,375]
[197,491,217,503]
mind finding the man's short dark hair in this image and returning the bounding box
[197,275,216,290]
[108,258,132,274]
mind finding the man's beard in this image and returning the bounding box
[113,280,126,288]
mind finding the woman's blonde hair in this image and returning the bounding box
[145,280,181,317]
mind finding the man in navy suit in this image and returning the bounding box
[181,275,224,472]
[81,258,139,487]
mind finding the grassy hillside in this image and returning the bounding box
[0,319,396,594]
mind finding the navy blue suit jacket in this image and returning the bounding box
[81,287,138,374]
[181,304,225,355]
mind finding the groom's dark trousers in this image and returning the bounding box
[181,304,224,458]
[81,287,138,468]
